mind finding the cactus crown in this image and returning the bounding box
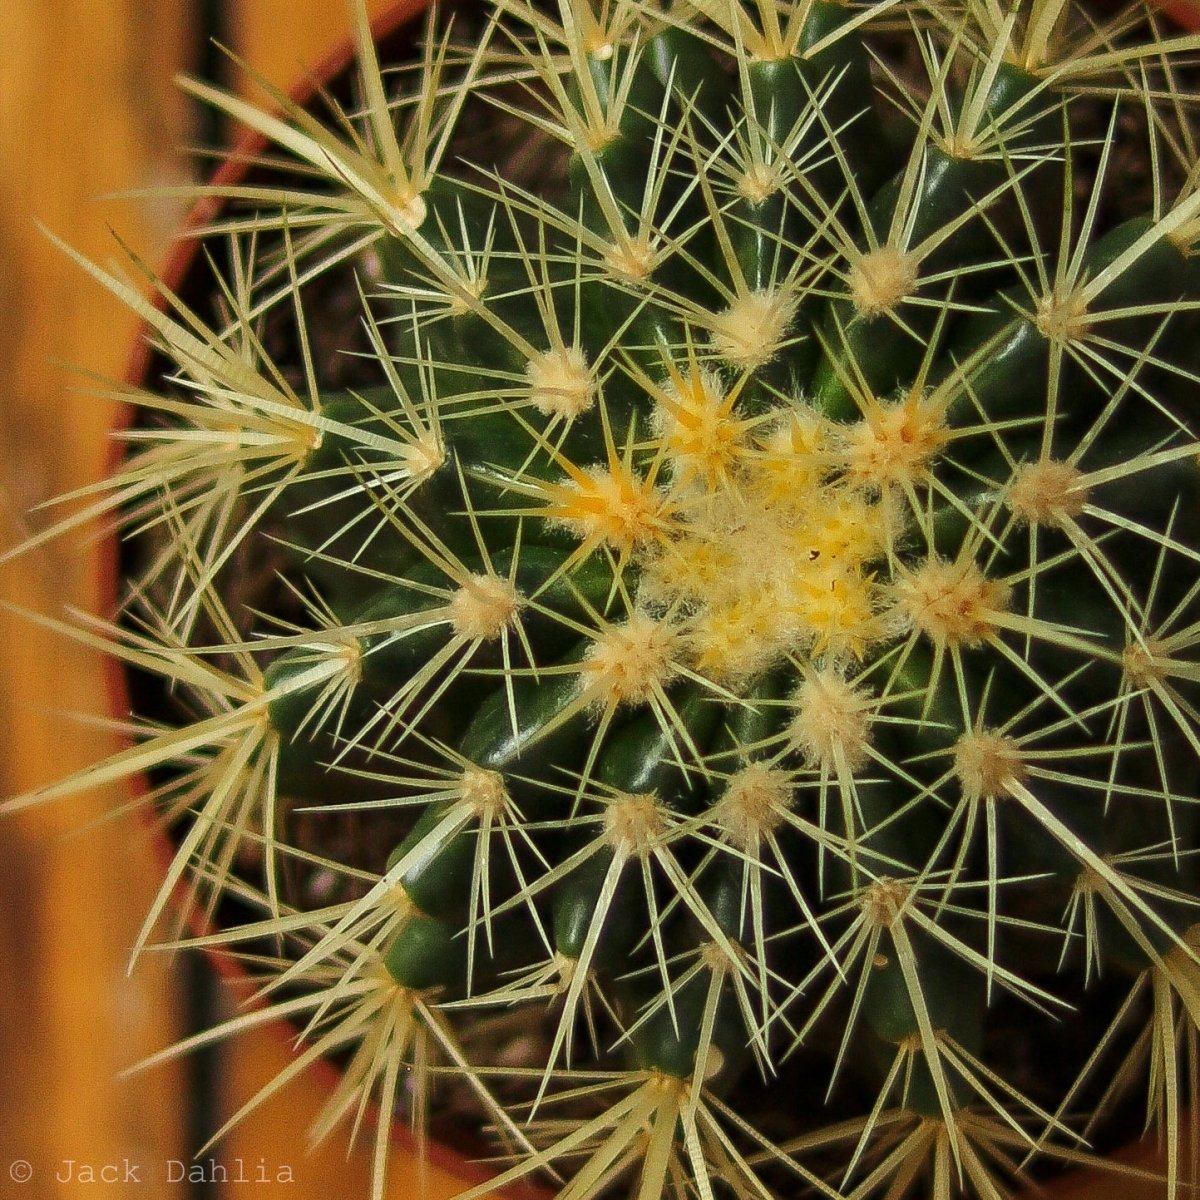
[10,0,1200,1197]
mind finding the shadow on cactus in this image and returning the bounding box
[8,0,1200,1196]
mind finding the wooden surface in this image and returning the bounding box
[0,7,193,1199]
[0,2,492,1197]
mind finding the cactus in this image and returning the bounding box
[9,0,1200,1196]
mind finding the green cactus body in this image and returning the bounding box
[11,0,1200,1197]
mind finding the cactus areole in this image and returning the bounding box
[12,0,1200,1197]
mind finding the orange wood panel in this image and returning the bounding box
[232,0,402,90]
[0,3,193,1197]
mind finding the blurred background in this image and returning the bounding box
[0,3,453,1197]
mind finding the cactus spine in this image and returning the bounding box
[9,0,1200,1197]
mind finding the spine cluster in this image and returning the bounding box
[9,1,1200,1197]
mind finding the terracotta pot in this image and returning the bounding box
[103,3,1200,1198]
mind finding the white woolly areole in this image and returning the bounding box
[449,574,522,640]
[604,790,667,857]
[526,346,594,418]
[459,766,509,817]
[716,764,791,848]
[1007,459,1086,528]
[582,614,679,708]
[848,245,917,316]
[894,558,1009,649]
[954,730,1025,803]
[706,288,798,369]
[790,670,873,774]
